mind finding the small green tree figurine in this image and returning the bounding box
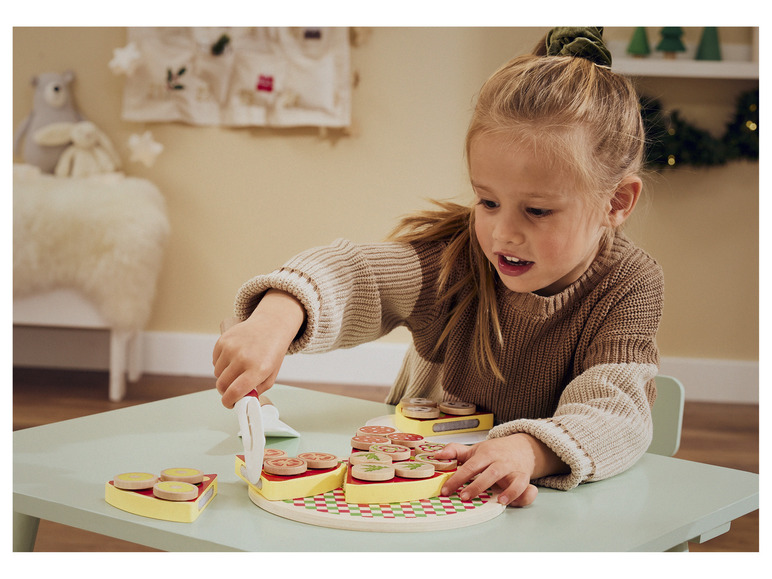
[656,27,686,59]
[696,27,722,61]
[627,27,651,57]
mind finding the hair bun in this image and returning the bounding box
[545,27,612,67]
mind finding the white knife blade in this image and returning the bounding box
[235,389,264,485]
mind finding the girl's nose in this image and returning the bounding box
[493,215,525,245]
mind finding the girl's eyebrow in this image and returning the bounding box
[471,181,562,202]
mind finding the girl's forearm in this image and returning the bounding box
[247,288,306,346]
[513,433,570,479]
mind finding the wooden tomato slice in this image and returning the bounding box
[387,432,424,448]
[263,456,308,476]
[297,452,339,469]
[415,453,458,471]
[263,448,287,461]
[368,443,411,461]
[356,425,397,436]
[351,434,391,450]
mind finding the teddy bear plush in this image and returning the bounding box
[13,70,84,173]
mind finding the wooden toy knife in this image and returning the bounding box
[235,389,265,485]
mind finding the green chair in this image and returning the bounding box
[647,375,686,456]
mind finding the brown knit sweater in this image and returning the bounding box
[234,230,664,490]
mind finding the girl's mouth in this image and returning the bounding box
[497,254,534,277]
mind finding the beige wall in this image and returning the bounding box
[13,27,758,362]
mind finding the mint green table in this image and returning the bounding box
[13,385,759,551]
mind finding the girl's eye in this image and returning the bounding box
[527,208,552,217]
[478,199,499,210]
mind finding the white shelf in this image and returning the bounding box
[612,57,758,80]
[608,40,759,80]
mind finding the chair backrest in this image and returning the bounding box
[647,375,686,456]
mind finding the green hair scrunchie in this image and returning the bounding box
[545,27,612,67]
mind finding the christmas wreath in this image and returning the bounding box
[640,88,758,169]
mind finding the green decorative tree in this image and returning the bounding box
[656,27,686,59]
[627,27,651,57]
[696,27,722,61]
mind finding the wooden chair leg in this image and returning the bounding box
[109,329,130,402]
[127,330,143,383]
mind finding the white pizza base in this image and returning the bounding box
[248,486,506,532]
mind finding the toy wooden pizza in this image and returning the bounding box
[105,467,217,523]
[235,409,506,532]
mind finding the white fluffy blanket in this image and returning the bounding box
[13,164,170,330]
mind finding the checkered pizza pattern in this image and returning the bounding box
[286,487,494,519]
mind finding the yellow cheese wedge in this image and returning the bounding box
[104,474,217,523]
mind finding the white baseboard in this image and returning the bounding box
[13,327,759,404]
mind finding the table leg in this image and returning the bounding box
[13,511,40,552]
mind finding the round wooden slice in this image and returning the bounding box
[159,467,204,484]
[351,434,391,450]
[415,453,458,471]
[399,397,437,408]
[394,461,435,479]
[357,425,397,437]
[153,480,199,501]
[263,448,287,461]
[349,451,393,466]
[297,452,339,469]
[351,463,396,482]
[417,442,447,454]
[113,472,158,490]
[368,443,411,462]
[263,456,308,476]
[439,401,477,416]
[387,432,425,448]
[402,405,441,419]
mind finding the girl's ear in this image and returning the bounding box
[607,176,642,228]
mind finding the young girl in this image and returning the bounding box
[213,27,664,508]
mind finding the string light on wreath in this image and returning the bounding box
[640,88,758,170]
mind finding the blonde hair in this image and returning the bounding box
[390,43,645,382]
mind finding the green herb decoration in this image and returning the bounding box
[402,463,424,470]
[363,465,387,472]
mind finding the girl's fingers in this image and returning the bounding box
[499,482,539,507]
[433,443,471,461]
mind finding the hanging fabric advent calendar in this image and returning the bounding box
[120,27,351,128]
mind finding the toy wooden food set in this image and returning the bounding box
[394,397,494,437]
[105,467,217,523]
[234,397,506,532]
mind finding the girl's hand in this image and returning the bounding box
[434,433,568,507]
[213,290,305,408]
